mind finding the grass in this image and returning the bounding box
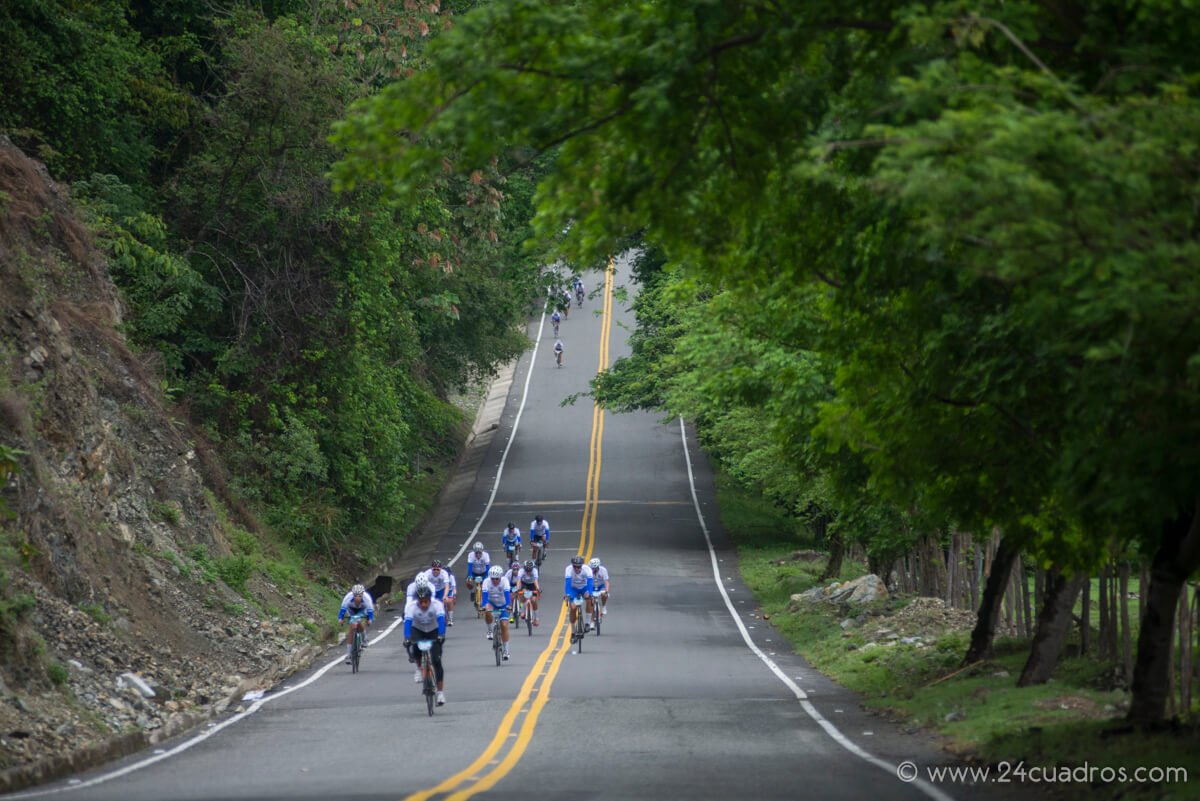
[716,474,1198,801]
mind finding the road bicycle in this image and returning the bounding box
[504,543,519,564]
[568,596,586,652]
[551,317,560,336]
[518,588,535,636]
[348,613,367,673]
[471,579,484,617]
[590,590,604,636]
[575,287,584,306]
[416,639,436,716]
[531,538,545,567]
[554,347,562,368]
[489,614,504,666]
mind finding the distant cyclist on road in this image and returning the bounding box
[501,522,521,563]
[338,584,374,664]
[465,542,491,604]
[553,340,564,367]
[517,559,541,626]
[530,515,550,564]
[550,309,561,336]
[404,585,447,706]
[563,556,595,632]
[590,557,610,616]
[481,565,513,660]
[574,277,585,305]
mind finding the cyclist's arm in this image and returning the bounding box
[586,576,594,594]
[403,618,413,639]
[436,613,446,637]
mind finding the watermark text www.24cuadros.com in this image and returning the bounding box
[896,759,1188,786]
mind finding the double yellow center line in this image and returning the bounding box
[403,258,615,801]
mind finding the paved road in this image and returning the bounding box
[9,255,1005,801]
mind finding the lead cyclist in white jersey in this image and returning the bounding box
[529,515,550,563]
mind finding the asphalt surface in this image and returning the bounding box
[6,254,1018,801]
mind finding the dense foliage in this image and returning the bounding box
[1,0,548,554]
[330,0,1200,723]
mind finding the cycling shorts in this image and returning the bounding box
[565,586,590,602]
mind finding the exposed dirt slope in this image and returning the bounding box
[0,136,328,791]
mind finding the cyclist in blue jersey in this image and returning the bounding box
[501,522,522,563]
[589,557,611,617]
[563,556,595,632]
[338,584,374,663]
[404,585,447,705]
[480,565,512,660]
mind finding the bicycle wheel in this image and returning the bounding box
[351,631,361,673]
[592,604,601,636]
[423,655,435,716]
[493,623,502,666]
[525,605,533,636]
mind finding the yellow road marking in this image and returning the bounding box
[402,258,616,801]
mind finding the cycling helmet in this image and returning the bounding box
[473,541,484,551]
[571,555,584,566]
[510,560,520,569]
[535,515,543,523]
[415,575,430,590]
[589,558,600,570]
[415,585,432,600]
[352,583,366,595]
[430,558,442,568]
[524,560,534,570]
[507,522,515,529]
[488,565,504,578]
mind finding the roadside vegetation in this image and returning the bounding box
[722,475,1197,801]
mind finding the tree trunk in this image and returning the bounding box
[1119,563,1133,685]
[1017,568,1088,686]
[820,532,844,582]
[1128,499,1200,725]
[963,536,1019,664]
[1080,577,1091,655]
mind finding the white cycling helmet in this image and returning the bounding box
[352,583,366,595]
[473,541,484,551]
[414,575,430,590]
[589,558,600,570]
[488,565,503,578]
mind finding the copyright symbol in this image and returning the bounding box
[897,761,919,783]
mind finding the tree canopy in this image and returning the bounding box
[331,0,1200,722]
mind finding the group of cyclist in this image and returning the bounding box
[338,512,611,710]
[550,277,585,364]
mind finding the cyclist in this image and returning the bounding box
[480,565,512,660]
[553,340,564,367]
[561,289,571,317]
[505,560,522,621]
[419,559,456,626]
[574,277,585,305]
[338,584,374,664]
[404,584,447,706]
[465,541,491,606]
[550,309,561,336]
[501,522,521,563]
[517,558,541,626]
[529,515,550,564]
[563,555,595,633]
[589,557,610,616]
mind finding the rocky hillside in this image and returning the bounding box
[0,136,335,791]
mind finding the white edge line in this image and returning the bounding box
[677,417,956,801]
[3,615,407,799]
[445,299,548,569]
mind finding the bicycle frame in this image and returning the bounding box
[520,589,535,635]
[416,639,436,716]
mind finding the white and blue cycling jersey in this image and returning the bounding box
[529,518,550,545]
[338,590,374,623]
[466,550,491,579]
[501,527,521,552]
[591,565,610,591]
[563,564,594,600]
[480,576,512,611]
[404,598,446,637]
[418,567,453,600]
